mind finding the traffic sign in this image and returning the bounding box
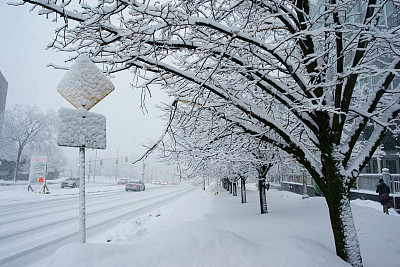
[57,107,106,149]
[57,55,115,110]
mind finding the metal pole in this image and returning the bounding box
[129,156,132,180]
[142,161,145,182]
[302,170,309,199]
[216,176,219,195]
[79,147,86,243]
[93,149,97,183]
[390,173,396,211]
[88,161,91,183]
[115,150,119,182]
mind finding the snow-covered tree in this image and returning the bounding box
[160,99,280,209]
[1,105,56,181]
[12,0,400,265]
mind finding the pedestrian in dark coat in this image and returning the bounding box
[376,178,390,215]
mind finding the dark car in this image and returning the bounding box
[125,181,145,191]
[117,178,128,185]
[61,178,80,188]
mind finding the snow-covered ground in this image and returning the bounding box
[1,180,399,267]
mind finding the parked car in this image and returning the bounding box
[125,181,145,191]
[117,178,128,185]
[61,178,80,188]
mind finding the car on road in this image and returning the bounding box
[125,181,145,191]
[117,178,128,185]
[61,178,80,188]
[161,180,169,185]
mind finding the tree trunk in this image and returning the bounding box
[241,177,246,203]
[13,145,23,182]
[324,179,363,267]
[229,181,232,194]
[258,177,268,214]
[232,181,237,196]
[223,178,228,190]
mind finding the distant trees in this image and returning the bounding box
[157,99,278,211]
[1,105,59,181]
[12,0,400,266]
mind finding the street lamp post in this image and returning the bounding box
[302,170,309,199]
[115,150,119,182]
[129,157,132,180]
[142,161,146,182]
[93,149,97,183]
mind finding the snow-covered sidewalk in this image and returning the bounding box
[33,184,400,267]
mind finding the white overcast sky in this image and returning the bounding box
[0,2,175,179]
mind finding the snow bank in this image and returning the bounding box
[96,189,214,243]
[40,224,349,267]
[22,187,400,267]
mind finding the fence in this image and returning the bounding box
[391,174,400,194]
[280,171,400,195]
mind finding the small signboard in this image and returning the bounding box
[28,156,47,183]
[57,107,106,149]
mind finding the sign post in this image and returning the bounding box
[57,55,114,243]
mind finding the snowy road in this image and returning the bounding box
[0,184,194,267]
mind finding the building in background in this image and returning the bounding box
[0,71,8,135]
[0,71,9,179]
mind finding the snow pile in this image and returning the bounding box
[14,186,398,267]
[34,189,352,267]
[352,199,400,215]
[0,188,49,205]
[98,189,213,243]
[41,225,349,267]
[57,55,114,110]
[57,107,106,149]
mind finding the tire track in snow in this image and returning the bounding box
[0,186,194,267]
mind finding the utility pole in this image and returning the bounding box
[115,150,119,182]
[302,170,309,199]
[93,149,97,183]
[129,156,132,180]
[88,161,91,183]
[142,161,145,182]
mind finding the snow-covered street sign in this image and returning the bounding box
[57,107,106,149]
[57,55,115,111]
[56,55,115,244]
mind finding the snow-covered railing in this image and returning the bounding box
[392,174,400,195]
[280,173,314,185]
[357,173,400,194]
[279,172,400,195]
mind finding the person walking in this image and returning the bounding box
[376,178,390,215]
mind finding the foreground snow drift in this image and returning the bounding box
[29,186,400,267]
